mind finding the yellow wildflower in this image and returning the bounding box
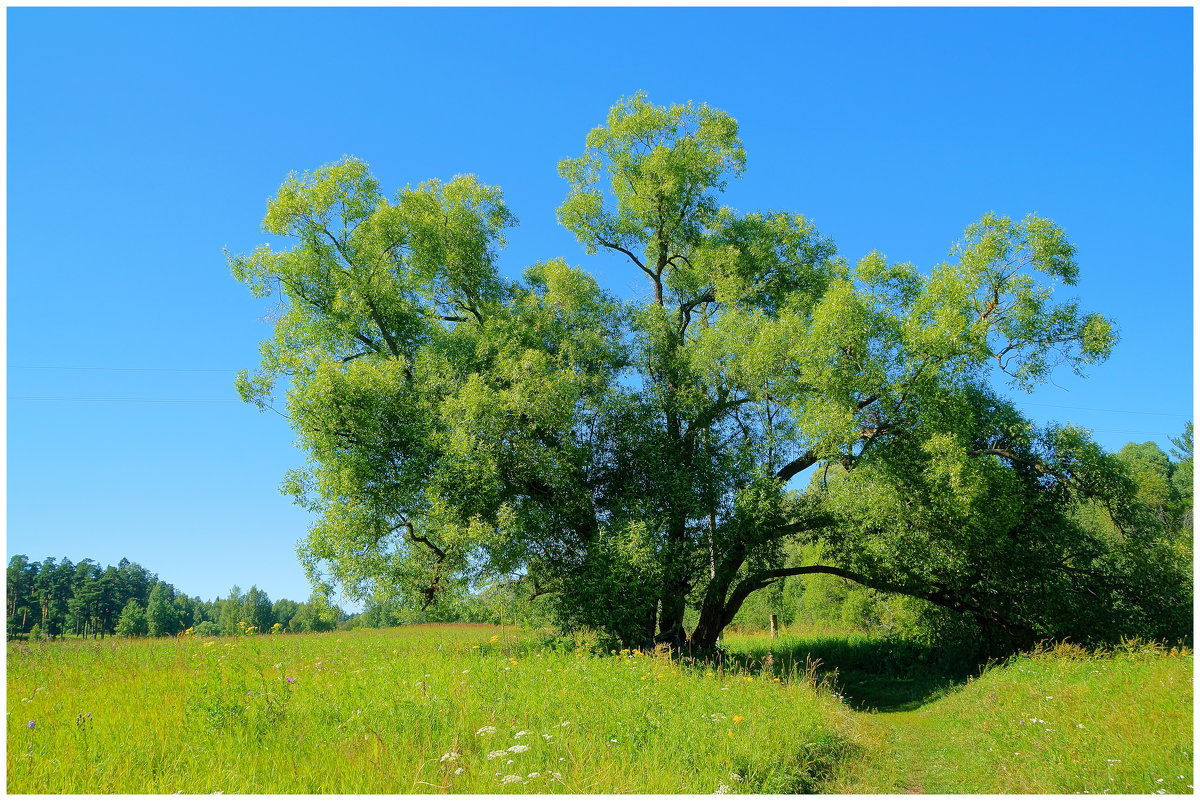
[727,730,735,738]
[732,715,744,724]
[490,635,500,643]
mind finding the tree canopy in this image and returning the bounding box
[231,93,1188,654]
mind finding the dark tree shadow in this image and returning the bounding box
[720,634,990,712]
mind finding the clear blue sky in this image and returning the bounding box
[7,8,1193,609]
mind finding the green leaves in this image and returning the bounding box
[230,96,1163,653]
[557,92,745,277]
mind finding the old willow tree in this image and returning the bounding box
[231,94,1184,653]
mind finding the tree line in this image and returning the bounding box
[5,556,345,640]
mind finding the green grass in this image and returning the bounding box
[824,640,1194,794]
[7,624,852,794]
[8,625,1192,794]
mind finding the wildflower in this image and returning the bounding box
[527,772,541,778]
[732,715,744,724]
[727,730,734,738]
[472,645,481,649]
[1077,724,1086,728]
[513,730,530,738]
[204,642,215,647]
[715,783,731,794]
[486,750,508,760]
[542,734,553,740]
[284,676,296,683]
[1045,696,1053,700]
[507,744,529,753]
[246,691,254,697]
[490,635,500,643]
[476,726,496,736]
[558,721,571,727]
[500,775,522,784]
[440,752,459,762]
[453,768,464,775]
[27,720,35,730]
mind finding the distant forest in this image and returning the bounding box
[5,556,343,639]
[9,428,1191,643]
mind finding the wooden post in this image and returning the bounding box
[769,614,778,638]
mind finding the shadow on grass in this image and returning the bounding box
[722,634,990,713]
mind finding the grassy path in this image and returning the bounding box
[820,643,1194,795]
[827,706,958,793]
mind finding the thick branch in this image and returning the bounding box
[597,236,652,277]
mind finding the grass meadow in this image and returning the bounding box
[7,624,1193,794]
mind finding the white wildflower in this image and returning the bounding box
[527,772,541,778]
[508,744,530,753]
[513,730,531,738]
[559,721,571,727]
[500,775,522,784]
[440,752,459,762]
[453,768,464,776]
[1077,724,1085,728]
[730,773,743,782]
[476,726,496,736]
[542,733,553,740]
[486,751,508,760]
[714,784,731,794]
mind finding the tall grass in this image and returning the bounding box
[825,640,1193,794]
[7,624,852,794]
[8,625,1191,794]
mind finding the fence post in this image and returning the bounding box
[769,614,778,638]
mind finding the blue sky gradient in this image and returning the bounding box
[7,7,1193,608]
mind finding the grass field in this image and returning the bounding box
[7,625,1193,794]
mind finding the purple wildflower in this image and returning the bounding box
[27,720,35,730]
[284,676,296,683]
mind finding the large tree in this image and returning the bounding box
[231,94,1186,653]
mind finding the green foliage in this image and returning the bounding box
[114,600,148,638]
[231,94,1184,658]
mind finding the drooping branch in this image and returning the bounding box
[719,563,1014,637]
